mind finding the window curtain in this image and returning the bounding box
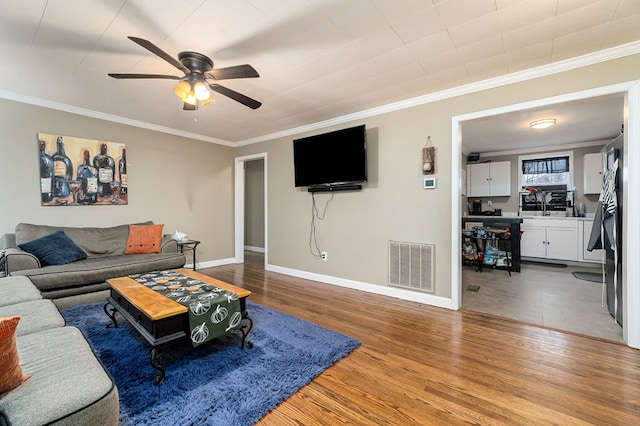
[521,156,569,174]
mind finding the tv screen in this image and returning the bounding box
[293,125,367,189]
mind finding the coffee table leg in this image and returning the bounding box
[150,347,166,385]
[103,301,118,328]
[241,314,253,349]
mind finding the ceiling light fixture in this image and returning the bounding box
[193,81,210,101]
[529,118,556,129]
[173,79,213,107]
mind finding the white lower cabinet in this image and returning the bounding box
[521,219,578,261]
[520,226,546,258]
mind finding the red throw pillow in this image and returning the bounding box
[124,224,164,254]
[0,316,30,394]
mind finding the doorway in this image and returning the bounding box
[450,81,640,348]
[234,153,268,265]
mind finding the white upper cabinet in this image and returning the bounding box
[584,152,604,195]
[467,161,511,197]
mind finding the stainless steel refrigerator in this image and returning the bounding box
[587,132,623,325]
[604,134,623,325]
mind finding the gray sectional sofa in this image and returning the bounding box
[2,222,186,307]
[0,276,119,426]
[0,222,190,424]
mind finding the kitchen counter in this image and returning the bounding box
[463,216,523,223]
[464,215,595,221]
[518,215,594,221]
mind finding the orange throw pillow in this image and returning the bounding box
[0,316,30,394]
[124,224,164,254]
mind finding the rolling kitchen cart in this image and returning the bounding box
[462,227,512,276]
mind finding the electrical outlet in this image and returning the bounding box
[321,251,328,261]
[487,200,493,206]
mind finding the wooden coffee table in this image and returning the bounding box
[104,268,252,384]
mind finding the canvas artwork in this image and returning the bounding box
[38,133,128,206]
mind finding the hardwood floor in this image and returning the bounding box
[200,252,640,425]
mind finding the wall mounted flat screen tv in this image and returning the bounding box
[293,124,367,191]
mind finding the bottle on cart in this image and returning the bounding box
[77,150,98,204]
[38,140,54,202]
[119,148,128,196]
[52,136,72,198]
[93,143,115,197]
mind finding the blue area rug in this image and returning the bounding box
[61,301,360,425]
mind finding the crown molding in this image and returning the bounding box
[237,40,640,146]
[479,139,611,158]
[1,40,639,147]
[0,90,234,147]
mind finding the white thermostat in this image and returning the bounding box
[423,177,436,189]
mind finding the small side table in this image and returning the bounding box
[176,240,200,270]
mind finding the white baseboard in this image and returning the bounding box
[192,257,236,270]
[244,246,265,253]
[266,264,455,310]
[193,257,455,310]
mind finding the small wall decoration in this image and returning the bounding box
[422,136,435,175]
[38,133,128,206]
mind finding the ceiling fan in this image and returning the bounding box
[108,36,261,110]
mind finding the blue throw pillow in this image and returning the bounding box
[18,230,87,266]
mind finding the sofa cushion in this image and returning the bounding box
[18,230,87,266]
[0,277,41,307]
[0,316,29,394]
[0,300,65,337]
[124,224,164,254]
[12,253,186,292]
[15,222,152,258]
[0,326,119,426]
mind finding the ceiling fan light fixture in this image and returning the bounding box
[173,80,191,101]
[529,118,556,129]
[184,91,198,105]
[193,81,210,101]
[201,96,214,106]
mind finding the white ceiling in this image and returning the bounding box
[0,0,639,145]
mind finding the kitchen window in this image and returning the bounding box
[518,151,573,188]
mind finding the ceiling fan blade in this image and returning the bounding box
[108,73,181,80]
[209,84,262,110]
[127,36,187,73]
[206,64,259,80]
[183,103,197,111]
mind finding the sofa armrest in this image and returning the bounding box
[160,237,178,253]
[4,248,41,274]
[2,233,17,250]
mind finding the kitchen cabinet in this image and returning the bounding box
[579,219,605,263]
[521,218,578,261]
[520,225,546,257]
[584,152,604,195]
[467,161,511,197]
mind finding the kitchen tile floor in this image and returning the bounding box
[461,262,624,343]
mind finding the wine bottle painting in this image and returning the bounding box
[37,133,128,206]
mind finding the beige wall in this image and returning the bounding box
[234,53,640,300]
[0,99,235,263]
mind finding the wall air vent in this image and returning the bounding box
[388,241,434,293]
